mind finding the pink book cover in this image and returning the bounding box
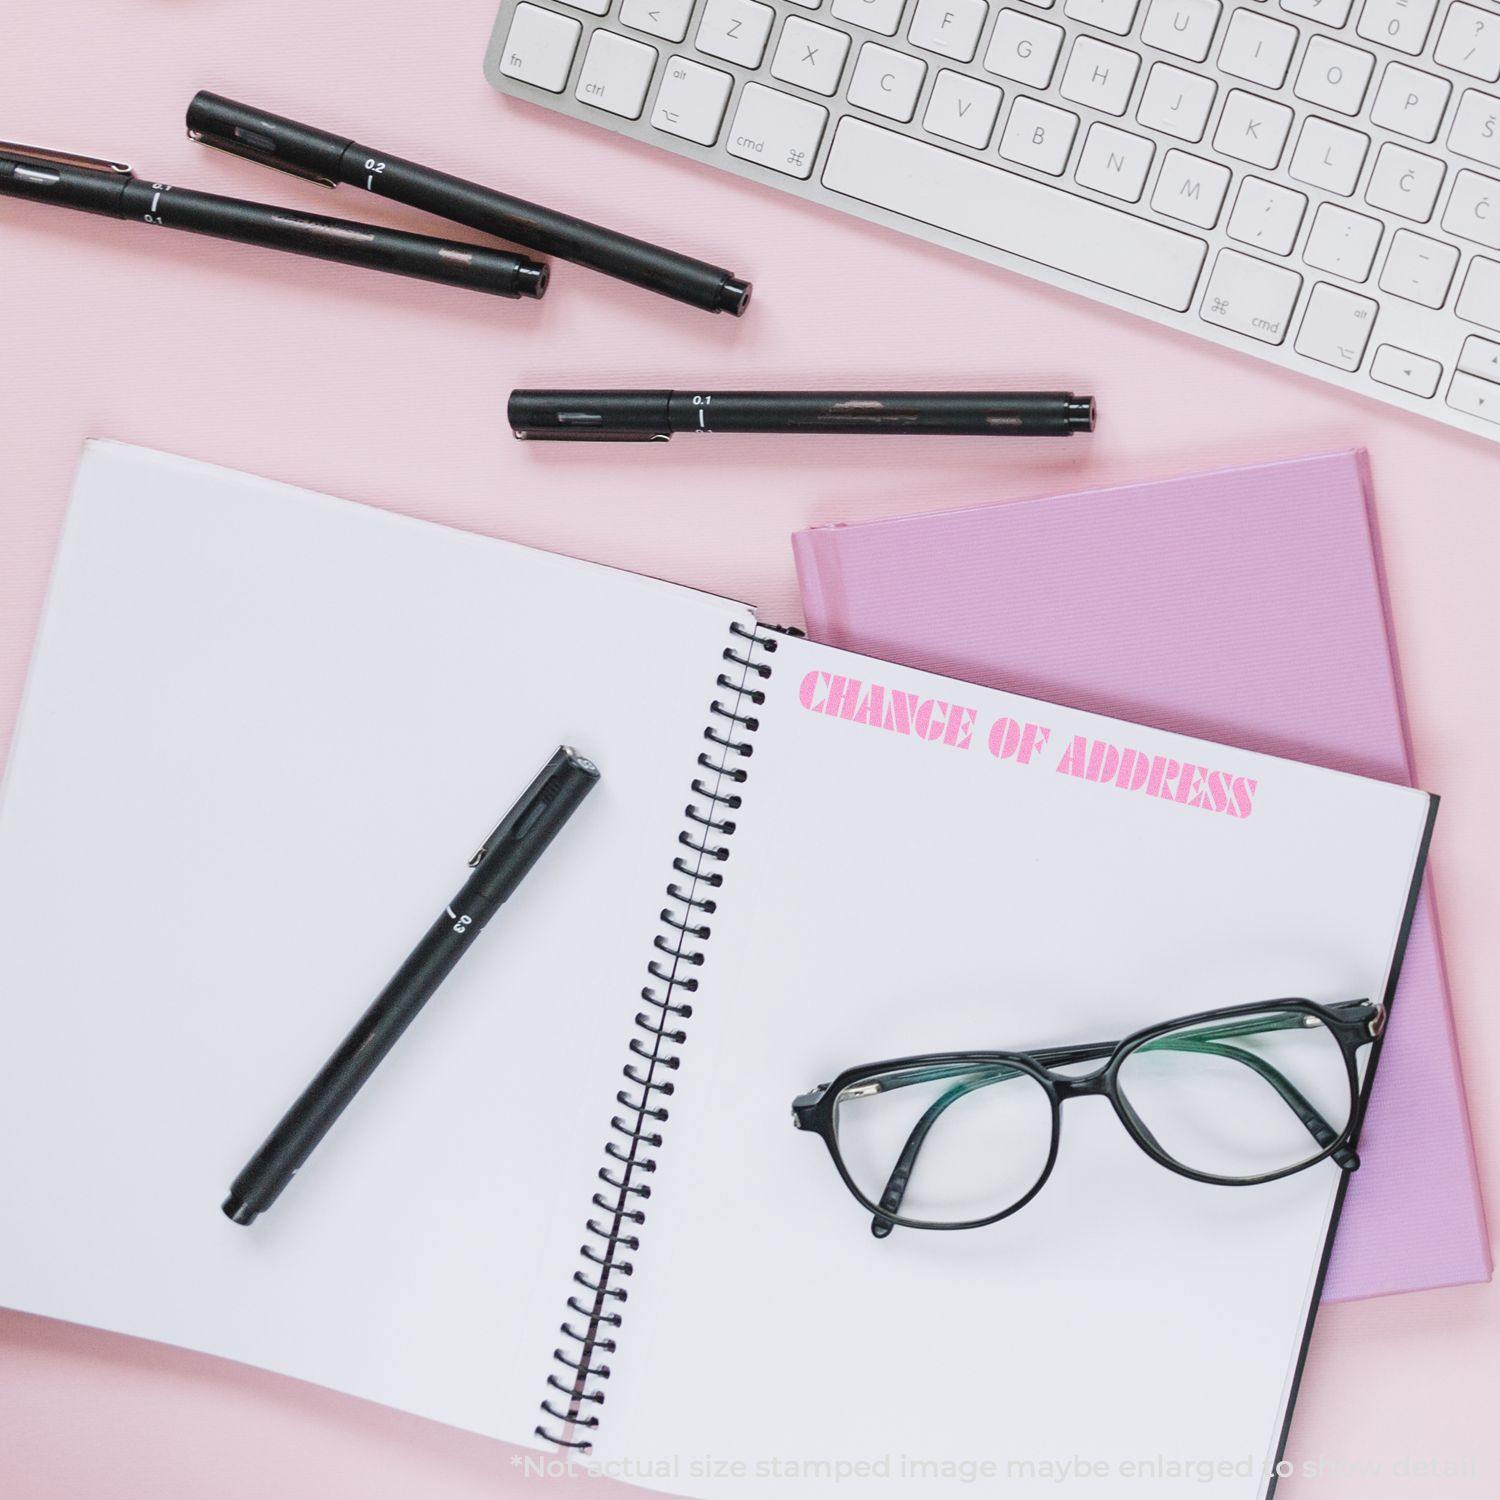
[793,450,1489,1303]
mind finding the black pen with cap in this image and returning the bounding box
[223,747,600,1227]
[0,141,548,298]
[508,389,1097,441]
[186,91,752,316]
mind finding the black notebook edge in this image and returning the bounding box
[1265,789,1440,1499]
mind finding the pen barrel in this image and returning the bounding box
[668,391,1095,435]
[186,93,747,313]
[222,752,597,1226]
[341,150,747,314]
[222,912,471,1225]
[116,181,548,298]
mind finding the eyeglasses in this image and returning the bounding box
[791,998,1385,1237]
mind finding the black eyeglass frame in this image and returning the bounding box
[791,997,1386,1235]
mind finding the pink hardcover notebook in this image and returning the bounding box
[794,450,1490,1302]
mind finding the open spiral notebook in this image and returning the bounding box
[0,444,1434,1498]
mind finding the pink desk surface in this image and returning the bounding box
[0,3,1496,1496]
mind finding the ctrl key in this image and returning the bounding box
[499,4,582,93]
[727,83,828,179]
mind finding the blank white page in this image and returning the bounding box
[599,634,1432,1498]
[0,443,749,1445]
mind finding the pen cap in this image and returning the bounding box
[0,144,133,214]
[508,390,673,441]
[187,91,353,186]
[467,747,601,907]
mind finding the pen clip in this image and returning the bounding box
[187,127,337,188]
[0,141,131,175]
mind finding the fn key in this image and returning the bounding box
[498,4,582,93]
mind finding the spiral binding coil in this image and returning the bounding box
[536,619,779,1451]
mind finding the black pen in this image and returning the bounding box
[186,91,751,316]
[0,141,548,299]
[223,747,600,1226]
[507,389,1097,441]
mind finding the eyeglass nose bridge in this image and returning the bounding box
[1043,1064,1113,1100]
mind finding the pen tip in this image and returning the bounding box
[222,1193,259,1227]
[719,277,752,317]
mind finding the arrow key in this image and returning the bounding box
[1449,369,1500,422]
[1458,334,1500,382]
[622,0,695,41]
[1371,343,1442,397]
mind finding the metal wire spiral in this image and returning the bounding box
[535,619,779,1451]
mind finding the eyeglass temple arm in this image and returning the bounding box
[868,1071,1009,1239]
[1136,1034,1359,1168]
[868,1014,1358,1238]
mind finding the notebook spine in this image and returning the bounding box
[537,618,780,1452]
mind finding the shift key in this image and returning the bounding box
[1200,249,1303,345]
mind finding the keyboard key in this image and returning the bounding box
[1436,4,1500,84]
[1364,142,1444,221]
[999,96,1080,172]
[1141,0,1222,65]
[1443,168,1500,249]
[1447,370,1500,421]
[1294,281,1377,369]
[908,0,988,61]
[1074,123,1154,201]
[1063,0,1139,33]
[558,0,610,14]
[697,0,775,66]
[1136,64,1216,142]
[1281,0,1352,20]
[1295,37,1375,117]
[1217,11,1297,90]
[771,16,851,94]
[1370,63,1451,143]
[1214,89,1293,169]
[621,0,695,40]
[498,3,582,93]
[1285,0,1357,26]
[1303,202,1383,280]
[847,42,927,120]
[1380,228,1459,306]
[821,117,1208,307]
[1289,116,1369,196]
[728,83,828,176]
[923,68,1003,146]
[1200,249,1302,343]
[1448,90,1500,171]
[1459,334,1500,379]
[1151,148,1231,227]
[984,11,1065,88]
[576,29,658,117]
[1356,0,1437,57]
[1226,176,1307,255]
[1059,36,1139,116]
[652,55,734,144]
[1457,256,1500,329]
[1371,344,1442,396]
[831,0,909,34]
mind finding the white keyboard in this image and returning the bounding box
[486,0,1500,441]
